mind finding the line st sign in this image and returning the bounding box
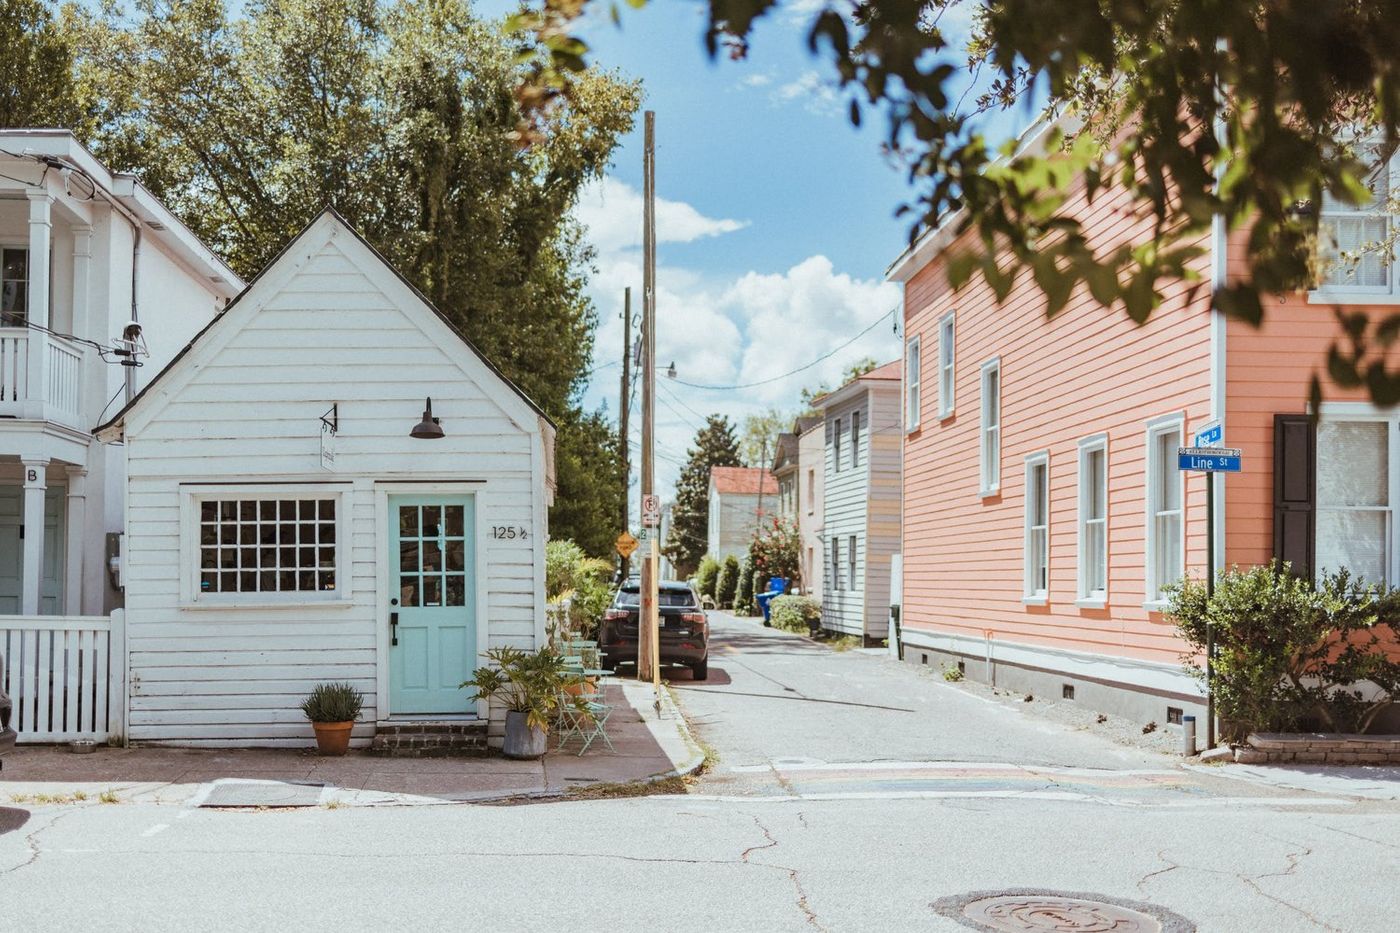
[1177,446,1241,473]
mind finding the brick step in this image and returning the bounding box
[369,720,489,758]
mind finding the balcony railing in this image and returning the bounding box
[0,327,85,427]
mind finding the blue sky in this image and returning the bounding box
[561,1,980,497]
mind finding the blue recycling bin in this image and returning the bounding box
[755,576,789,625]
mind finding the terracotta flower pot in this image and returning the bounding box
[311,720,354,756]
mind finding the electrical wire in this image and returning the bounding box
[667,307,898,391]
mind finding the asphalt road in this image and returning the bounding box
[2,612,1396,932]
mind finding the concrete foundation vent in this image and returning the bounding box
[1062,684,1075,700]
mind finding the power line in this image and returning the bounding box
[668,307,898,391]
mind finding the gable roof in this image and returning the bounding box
[810,359,902,411]
[710,466,777,496]
[97,208,553,440]
[771,432,799,473]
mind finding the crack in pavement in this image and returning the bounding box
[1136,848,1181,894]
[743,814,825,931]
[0,809,77,877]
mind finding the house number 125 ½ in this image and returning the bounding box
[491,526,528,540]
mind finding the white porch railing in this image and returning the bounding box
[0,328,84,426]
[0,611,125,744]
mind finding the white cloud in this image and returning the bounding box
[738,71,774,88]
[575,177,748,254]
[771,70,842,117]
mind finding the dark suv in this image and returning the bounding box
[1,652,15,769]
[600,581,709,680]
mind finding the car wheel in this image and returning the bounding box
[690,659,708,681]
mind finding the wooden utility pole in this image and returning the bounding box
[639,110,659,691]
[619,286,631,581]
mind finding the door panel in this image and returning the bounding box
[0,486,64,614]
[389,494,475,715]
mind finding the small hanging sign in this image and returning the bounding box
[320,404,338,472]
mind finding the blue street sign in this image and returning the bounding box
[1178,447,1241,472]
[1194,421,1223,448]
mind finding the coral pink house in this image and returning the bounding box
[889,137,1396,726]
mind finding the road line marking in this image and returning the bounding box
[662,791,1355,807]
[141,824,169,838]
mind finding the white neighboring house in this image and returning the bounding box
[706,466,776,564]
[0,131,240,746]
[815,361,902,640]
[97,210,556,750]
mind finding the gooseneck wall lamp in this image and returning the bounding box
[410,397,445,439]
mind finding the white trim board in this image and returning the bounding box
[899,627,1204,699]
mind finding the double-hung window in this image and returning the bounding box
[831,537,842,591]
[905,335,922,431]
[1145,418,1184,605]
[1315,143,1397,297]
[937,312,955,418]
[806,468,815,514]
[1316,415,1394,585]
[980,358,1001,495]
[847,534,858,590]
[850,410,862,469]
[187,486,348,604]
[1077,435,1109,604]
[833,416,843,472]
[1023,453,1049,602]
[0,248,29,325]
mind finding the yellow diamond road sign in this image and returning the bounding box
[615,532,639,558]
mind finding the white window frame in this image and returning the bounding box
[832,416,843,472]
[831,536,842,591]
[905,334,922,432]
[1144,415,1185,610]
[1023,452,1050,604]
[806,468,815,515]
[179,483,353,608]
[937,311,955,419]
[0,244,30,325]
[847,534,858,590]
[1076,433,1109,607]
[979,357,1001,497]
[850,409,862,469]
[1315,402,1400,587]
[1310,142,1400,304]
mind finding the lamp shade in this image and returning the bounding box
[410,397,445,439]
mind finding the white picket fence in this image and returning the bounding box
[0,611,126,744]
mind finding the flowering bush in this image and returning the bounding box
[750,517,802,589]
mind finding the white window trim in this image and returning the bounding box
[905,334,922,433]
[1023,451,1050,605]
[831,537,842,592]
[806,468,815,515]
[0,243,31,325]
[850,409,862,469]
[1143,414,1185,611]
[832,416,843,472]
[1076,433,1109,608]
[1315,402,1400,586]
[179,483,354,609]
[1309,143,1399,304]
[847,533,858,591]
[979,357,1002,497]
[937,311,956,419]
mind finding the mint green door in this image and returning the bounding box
[0,486,66,614]
[389,495,476,715]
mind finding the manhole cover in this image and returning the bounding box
[932,890,1194,932]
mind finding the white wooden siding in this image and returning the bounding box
[120,224,544,747]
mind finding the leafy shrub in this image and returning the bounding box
[546,538,614,640]
[716,555,740,609]
[770,594,820,634]
[1168,562,1400,739]
[695,555,720,601]
[300,682,364,723]
[942,664,964,682]
[750,516,801,588]
[460,647,588,733]
[736,551,756,614]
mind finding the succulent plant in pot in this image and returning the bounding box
[300,682,364,756]
[461,647,588,759]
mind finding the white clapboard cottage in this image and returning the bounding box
[97,210,556,751]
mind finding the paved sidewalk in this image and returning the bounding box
[0,681,701,807]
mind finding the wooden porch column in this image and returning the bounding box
[64,465,87,615]
[20,457,48,616]
[24,192,51,419]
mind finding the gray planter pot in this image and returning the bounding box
[502,709,548,759]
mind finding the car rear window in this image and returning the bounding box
[616,588,697,608]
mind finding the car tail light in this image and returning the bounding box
[604,609,629,621]
[681,612,705,624]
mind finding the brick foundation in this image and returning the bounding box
[369,721,489,758]
[1237,732,1400,765]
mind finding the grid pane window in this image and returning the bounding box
[1147,424,1183,601]
[833,417,843,472]
[850,410,862,468]
[1025,458,1049,597]
[938,313,955,416]
[199,497,336,594]
[980,361,1001,493]
[906,335,921,429]
[397,504,469,607]
[831,537,841,591]
[847,535,858,590]
[1079,442,1108,599]
[1,248,28,324]
[1316,420,1391,585]
[1320,152,1393,291]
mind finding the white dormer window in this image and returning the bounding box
[1314,143,1398,299]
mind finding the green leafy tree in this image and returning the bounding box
[716,554,740,610]
[63,0,639,555]
[750,516,802,588]
[544,538,614,639]
[0,0,87,130]
[509,0,1400,406]
[739,407,791,468]
[736,550,756,615]
[663,415,742,578]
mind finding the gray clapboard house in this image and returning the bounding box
[816,361,902,639]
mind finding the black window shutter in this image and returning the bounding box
[1273,414,1316,578]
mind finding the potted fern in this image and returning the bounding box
[300,682,364,756]
[461,647,588,759]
